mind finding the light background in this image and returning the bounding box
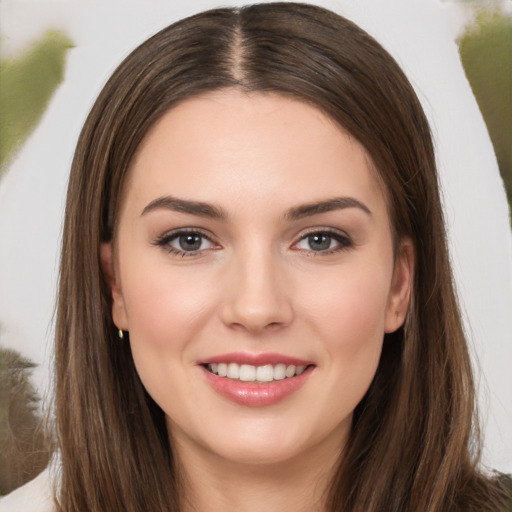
[0,0,511,473]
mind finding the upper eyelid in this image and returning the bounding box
[156,227,216,241]
[295,226,351,240]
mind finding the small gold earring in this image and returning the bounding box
[118,329,124,340]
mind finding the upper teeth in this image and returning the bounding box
[208,363,307,382]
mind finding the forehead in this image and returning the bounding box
[123,90,388,220]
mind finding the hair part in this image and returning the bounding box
[55,3,508,511]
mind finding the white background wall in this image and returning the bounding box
[0,0,511,473]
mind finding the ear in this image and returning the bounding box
[100,243,129,331]
[384,238,414,333]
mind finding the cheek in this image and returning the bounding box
[120,267,217,412]
[117,262,219,396]
[298,260,392,393]
[303,264,392,343]
[122,263,215,342]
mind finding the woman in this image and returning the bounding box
[1,2,510,511]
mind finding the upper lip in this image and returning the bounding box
[197,352,314,367]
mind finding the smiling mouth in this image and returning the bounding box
[200,356,314,406]
[205,363,309,382]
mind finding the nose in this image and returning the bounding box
[220,247,294,334]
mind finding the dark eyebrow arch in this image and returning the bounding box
[285,197,372,220]
[141,196,227,219]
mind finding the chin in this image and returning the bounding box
[207,438,309,467]
[189,414,345,469]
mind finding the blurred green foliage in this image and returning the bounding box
[458,10,512,219]
[0,30,73,177]
[0,346,50,495]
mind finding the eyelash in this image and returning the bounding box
[153,228,353,257]
[153,228,217,257]
[293,229,353,255]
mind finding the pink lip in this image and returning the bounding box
[198,352,315,407]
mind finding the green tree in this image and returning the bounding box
[458,9,512,220]
[0,30,73,177]
[0,346,50,495]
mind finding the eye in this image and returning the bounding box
[173,233,210,252]
[294,230,352,253]
[154,230,217,256]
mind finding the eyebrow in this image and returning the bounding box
[284,197,372,220]
[141,196,227,219]
[141,195,371,220]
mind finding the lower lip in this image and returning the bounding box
[201,366,313,407]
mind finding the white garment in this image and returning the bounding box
[0,469,55,512]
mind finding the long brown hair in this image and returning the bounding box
[55,3,509,511]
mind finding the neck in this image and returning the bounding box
[172,431,343,512]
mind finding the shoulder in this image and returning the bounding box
[0,468,56,512]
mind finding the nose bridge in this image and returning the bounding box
[221,237,293,332]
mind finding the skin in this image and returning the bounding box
[102,90,413,512]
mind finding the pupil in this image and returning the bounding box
[308,234,331,251]
[179,234,202,251]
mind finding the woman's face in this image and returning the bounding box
[102,90,413,468]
